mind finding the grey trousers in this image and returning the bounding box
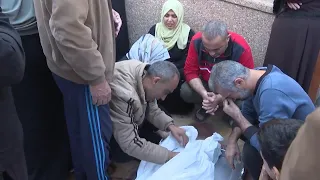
[180,81,209,104]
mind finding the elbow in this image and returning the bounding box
[10,51,25,84]
[6,65,25,85]
[11,66,25,84]
[2,49,25,85]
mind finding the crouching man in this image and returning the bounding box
[206,60,315,179]
[109,60,189,164]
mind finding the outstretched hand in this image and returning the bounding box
[168,125,189,147]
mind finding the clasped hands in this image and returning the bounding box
[202,92,242,120]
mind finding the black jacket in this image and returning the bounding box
[0,7,26,169]
[148,24,195,77]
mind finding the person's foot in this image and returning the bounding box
[194,108,209,122]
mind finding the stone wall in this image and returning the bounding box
[124,0,275,66]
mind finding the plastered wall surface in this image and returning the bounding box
[124,0,275,66]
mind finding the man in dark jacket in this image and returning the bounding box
[0,7,28,180]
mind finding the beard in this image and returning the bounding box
[238,89,252,100]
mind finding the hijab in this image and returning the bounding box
[126,34,170,64]
[155,0,191,50]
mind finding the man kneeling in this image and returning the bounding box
[109,60,188,164]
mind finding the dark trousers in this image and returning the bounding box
[242,141,263,180]
[53,74,112,180]
[110,121,161,163]
[11,34,71,180]
[0,89,27,180]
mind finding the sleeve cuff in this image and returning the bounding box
[249,134,261,151]
[164,121,174,132]
[243,126,259,140]
[89,75,106,85]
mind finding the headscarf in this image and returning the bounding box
[155,0,191,50]
[126,34,170,64]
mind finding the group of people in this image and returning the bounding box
[0,0,320,180]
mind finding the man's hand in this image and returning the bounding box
[89,80,112,106]
[112,9,122,37]
[259,166,272,180]
[168,151,179,160]
[225,142,241,169]
[202,93,223,115]
[287,2,302,10]
[168,125,189,146]
[223,99,241,120]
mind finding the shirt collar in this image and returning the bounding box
[253,64,273,95]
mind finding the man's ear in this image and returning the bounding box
[152,76,161,84]
[272,167,280,180]
[226,34,230,42]
[234,78,245,88]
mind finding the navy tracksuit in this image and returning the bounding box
[53,74,112,180]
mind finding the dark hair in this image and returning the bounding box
[257,119,303,170]
[146,61,180,82]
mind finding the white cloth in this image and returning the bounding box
[136,126,224,180]
[126,34,170,64]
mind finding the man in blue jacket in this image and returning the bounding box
[204,60,315,180]
[0,7,27,180]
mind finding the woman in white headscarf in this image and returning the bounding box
[148,0,195,114]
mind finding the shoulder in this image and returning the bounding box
[148,24,156,35]
[190,32,202,47]
[191,32,202,41]
[188,28,196,37]
[229,31,251,50]
[110,79,139,107]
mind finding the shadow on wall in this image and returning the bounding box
[124,0,275,67]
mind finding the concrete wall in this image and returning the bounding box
[124,0,275,66]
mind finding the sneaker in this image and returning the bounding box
[194,108,209,122]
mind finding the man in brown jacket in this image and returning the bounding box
[109,60,189,164]
[33,0,121,179]
[280,108,320,180]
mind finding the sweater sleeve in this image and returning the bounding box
[146,100,174,131]
[241,98,258,125]
[239,47,254,69]
[47,0,106,85]
[109,96,170,164]
[0,8,25,87]
[184,36,200,82]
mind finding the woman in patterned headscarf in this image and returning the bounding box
[148,0,195,114]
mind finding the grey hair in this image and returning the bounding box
[202,20,228,40]
[208,60,249,92]
[147,61,180,82]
